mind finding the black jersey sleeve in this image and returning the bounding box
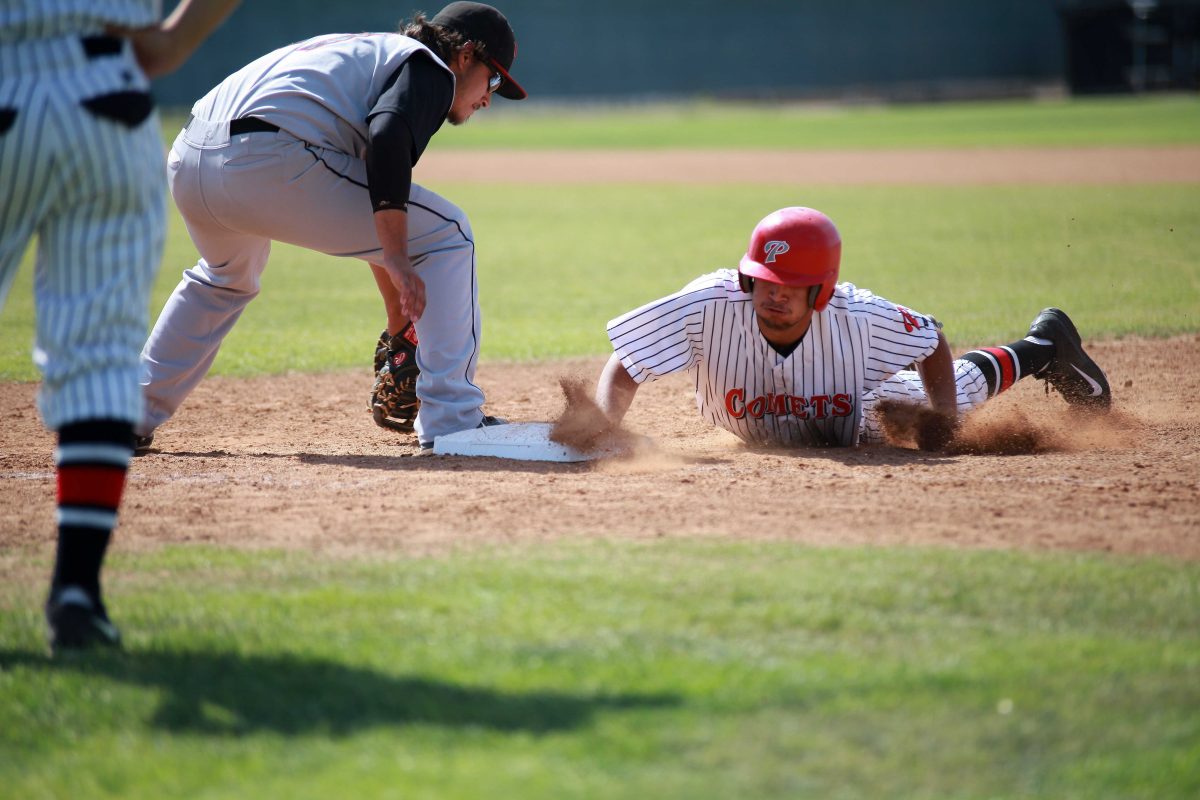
[365,53,454,212]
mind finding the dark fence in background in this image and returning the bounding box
[1059,0,1200,92]
[151,0,1198,108]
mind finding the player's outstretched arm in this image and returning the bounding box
[917,330,957,417]
[596,353,639,424]
[910,330,959,451]
[114,0,242,78]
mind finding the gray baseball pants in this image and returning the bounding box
[140,118,485,445]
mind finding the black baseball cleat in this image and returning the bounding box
[133,433,154,455]
[46,586,122,655]
[419,415,508,450]
[1027,308,1111,410]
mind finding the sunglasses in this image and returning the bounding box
[482,57,504,93]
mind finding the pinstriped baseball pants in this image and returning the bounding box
[859,360,991,444]
[0,35,165,430]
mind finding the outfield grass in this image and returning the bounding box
[156,96,1200,151]
[5,96,1197,380]
[2,183,1197,380]
[425,95,1200,150]
[2,541,1197,799]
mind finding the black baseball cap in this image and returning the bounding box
[431,2,527,100]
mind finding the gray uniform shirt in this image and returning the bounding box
[191,32,452,159]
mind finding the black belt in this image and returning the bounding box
[229,117,280,135]
[81,35,123,59]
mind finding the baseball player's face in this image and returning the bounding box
[447,49,496,125]
[751,278,816,344]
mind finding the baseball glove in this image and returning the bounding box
[368,323,420,432]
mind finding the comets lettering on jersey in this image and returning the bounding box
[724,390,853,421]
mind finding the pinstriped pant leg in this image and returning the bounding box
[0,104,44,312]
[860,360,995,445]
[34,105,166,429]
[0,49,165,431]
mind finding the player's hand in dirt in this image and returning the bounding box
[877,399,959,452]
[915,408,958,452]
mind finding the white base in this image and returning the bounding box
[432,421,627,462]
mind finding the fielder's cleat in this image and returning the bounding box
[1027,308,1111,410]
[419,415,508,450]
[45,586,122,655]
[133,433,154,455]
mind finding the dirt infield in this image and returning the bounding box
[2,336,1197,563]
[2,146,1197,566]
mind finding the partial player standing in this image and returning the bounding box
[136,1,526,453]
[596,207,1111,449]
[0,0,240,653]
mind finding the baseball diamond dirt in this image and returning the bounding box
[1,337,1197,564]
[1,148,1198,568]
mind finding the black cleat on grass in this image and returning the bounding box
[1027,308,1111,410]
[46,586,122,655]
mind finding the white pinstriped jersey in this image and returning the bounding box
[0,1,158,41]
[608,269,942,447]
[191,33,450,160]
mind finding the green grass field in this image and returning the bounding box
[3,183,1198,379]
[152,95,1200,152]
[3,97,1198,379]
[427,95,1200,150]
[3,97,1199,797]
[3,542,1198,799]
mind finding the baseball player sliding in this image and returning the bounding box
[596,207,1111,449]
[137,2,525,453]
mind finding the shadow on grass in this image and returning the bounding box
[0,648,679,736]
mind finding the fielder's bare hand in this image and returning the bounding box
[383,259,426,320]
[374,209,425,320]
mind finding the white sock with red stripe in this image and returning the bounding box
[49,420,133,606]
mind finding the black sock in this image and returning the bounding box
[51,528,113,601]
[961,338,1055,398]
[1009,337,1056,376]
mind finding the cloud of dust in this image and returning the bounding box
[549,375,625,451]
[879,398,1142,455]
[549,375,684,473]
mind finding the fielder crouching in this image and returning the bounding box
[136,2,525,453]
[596,207,1111,450]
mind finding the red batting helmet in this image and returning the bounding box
[738,207,842,312]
